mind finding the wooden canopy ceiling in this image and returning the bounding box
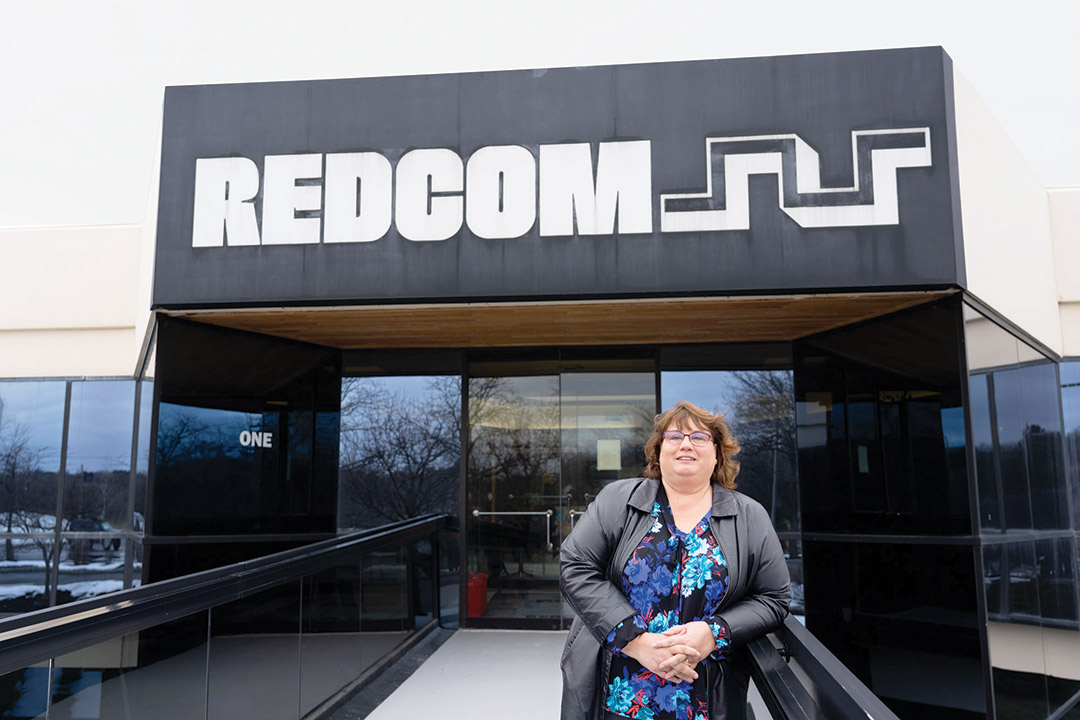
[169,291,953,350]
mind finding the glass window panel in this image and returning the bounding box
[300,563,362,717]
[142,540,305,585]
[438,529,460,628]
[1038,537,1080,714]
[411,538,434,629]
[939,404,971,523]
[661,369,798,533]
[1022,364,1068,530]
[1035,537,1078,623]
[1005,542,1041,619]
[562,371,654,500]
[0,665,48,719]
[986,542,1050,720]
[968,374,1001,530]
[803,540,985,716]
[984,543,1003,618]
[154,402,277,534]
[0,540,52,619]
[848,393,886,514]
[795,300,969,535]
[51,611,209,720]
[153,318,339,536]
[786,544,804,618]
[1063,362,1080,531]
[794,354,844,524]
[1048,676,1080,720]
[360,548,409,662]
[55,535,125,606]
[0,381,65,543]
[132,539,143,589]
[207,582,300,720]
[338,376,461,532]
[994,370,1034,530]
[467,374,559,621]
[64,381,134,534]
[133,380,153,534]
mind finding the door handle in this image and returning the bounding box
[568,509,585,531]
[472,509,554,550]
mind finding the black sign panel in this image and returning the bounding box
[154,47,961,308]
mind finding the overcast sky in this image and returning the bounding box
[1,1,1076,228]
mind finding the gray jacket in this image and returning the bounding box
[560,477,791,720]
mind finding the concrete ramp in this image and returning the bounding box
[367,629,567,719]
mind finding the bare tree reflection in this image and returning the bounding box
[467,377,560,510]
[0,422,49,561]
[727,371,799,531]
[0,419,56,602]
[156,411,213,469]
[338,378,461,529]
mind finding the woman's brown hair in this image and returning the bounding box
[643,400,741,489]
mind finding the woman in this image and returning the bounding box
[561,400,790,720]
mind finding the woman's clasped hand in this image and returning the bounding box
[623,621,718,683]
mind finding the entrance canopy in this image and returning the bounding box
[171,291,951,349]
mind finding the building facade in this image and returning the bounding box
[0,47,1078,719]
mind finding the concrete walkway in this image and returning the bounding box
[366,629,567,719]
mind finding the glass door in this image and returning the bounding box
[558,372,656,628]
[465,357,655,629]
[467,372,561,628]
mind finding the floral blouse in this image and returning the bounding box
[603,488,730,720]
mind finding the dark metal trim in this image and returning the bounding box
[0,514,450,677]
[49,381,73,606]
[134,312,159,381]
[747,615,902,720]
[458,352,469,630]
[799,532,980,545]
[1048,686,1080,720]
[124,379,142,590]
[941,51,967,289]
[746,635,828,719]
[144,357,162,539]
[986,372,1007,532]
[953,289,998,720]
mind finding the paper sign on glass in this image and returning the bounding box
[596,439,622,471]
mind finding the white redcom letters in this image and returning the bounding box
[190,141,654,247]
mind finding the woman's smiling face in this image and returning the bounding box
[658,420,717,492]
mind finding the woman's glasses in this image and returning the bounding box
[662,430,714,446]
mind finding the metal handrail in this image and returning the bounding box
[747,614,901,720]
[0,513,452,676]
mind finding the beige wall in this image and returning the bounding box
[1050,187,1080,356]
[0,225,145,377]
[954,70,1063,356]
